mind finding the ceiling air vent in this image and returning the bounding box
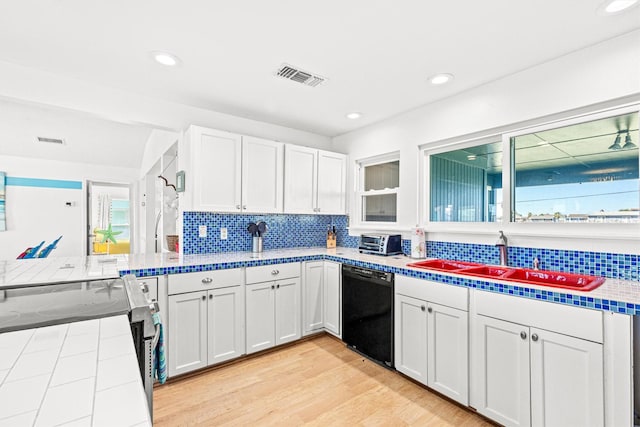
[36,136,65,145]
[275,64,326,87]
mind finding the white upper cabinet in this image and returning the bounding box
[242,136,284,213]
[284,145,346,214]
[317,150,347,214]
[182,126,283,213]
[184,126,243,212]
[284,145,317,214]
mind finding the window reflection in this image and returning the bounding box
[512,112,639,223]
[430,141,502,222]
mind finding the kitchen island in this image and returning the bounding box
[0,315,151,427]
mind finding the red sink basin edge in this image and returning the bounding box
[406,259,605,291]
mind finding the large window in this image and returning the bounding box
[512,112,638,223]
[359,155,399,223]
[430,139,503,222]
[426,108,639,224]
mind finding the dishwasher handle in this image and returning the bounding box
[342,265,394,284]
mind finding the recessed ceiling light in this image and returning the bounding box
[429,73,454,85]
[598,0,639,14]
[346,112,362,120]
[151,51,181,67]
[467,155,477,161]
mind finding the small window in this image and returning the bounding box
[512,112,639,223]
[429,140,503,222]
[358,156,399,223]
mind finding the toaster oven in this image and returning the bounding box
[359,234,403,256]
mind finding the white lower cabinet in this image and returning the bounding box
[427,302,468,403]
[302,261,341,337]
[302,261,324,335]
[207,286,246,365]
[394,275,469,405]
[167,269,244,377]
[168,291,208,376]
[471,290,605,427]
[323,261,341,337]
[246,263,301,354]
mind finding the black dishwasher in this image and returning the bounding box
[342,264,394,368]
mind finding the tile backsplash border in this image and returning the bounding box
[182,212,638,281]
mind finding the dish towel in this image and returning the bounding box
[152,312,167,384]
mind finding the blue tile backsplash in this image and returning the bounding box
[183,211,638,281]
[183,212,353,254]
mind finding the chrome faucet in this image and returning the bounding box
[533,257,540,270]
[496,231,508,266]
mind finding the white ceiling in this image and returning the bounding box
[0,99,152,168]
[0,1,639,137]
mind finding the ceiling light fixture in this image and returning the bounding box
[608,133,622,150]
[429,73,454,85]
[598,0,639,14]
[151,51,181,67]
[623,131,637,149]
[346,112,362,120]
[467,154,477,160]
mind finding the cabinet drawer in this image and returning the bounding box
[246,262,300,284]
[473,290,603,343]
[396,275,468,311]
[168,269,244,295]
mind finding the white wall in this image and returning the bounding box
[333,30,640,254]
[0,155,138,260]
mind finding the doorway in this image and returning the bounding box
[87,181,132,255]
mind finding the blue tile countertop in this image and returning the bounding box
[2,247,640,315]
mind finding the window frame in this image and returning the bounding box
[356,152,400,226]
[419,103,640,241]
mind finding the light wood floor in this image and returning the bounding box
[153,335,495,426]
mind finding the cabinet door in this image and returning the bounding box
[207,286,245,365]
[168,291,208,377]
[242,136,283,213]
[316,150,346,214]
[275,277,301,346]
[245,282,276,354]
[323,261,341,337]
[193,127,242,212]
[474,315,531,427]
[427,302,468,405]
[394,294,428,384]
[284,144,317,214]
[530,328,604,427]
[303,261,324,335]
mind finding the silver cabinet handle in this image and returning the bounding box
[276,284,280,289]
[520,331,527,340]
[242,205,247,210]
[209,294,213,300]
[201,295,206,301]
[202,277,213,284]
[236,205,241,210]
[271,269,279,275]
[420,305,425,312]
[531,333,539,342]
[271,284,275,290]
[427,307,433,313]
